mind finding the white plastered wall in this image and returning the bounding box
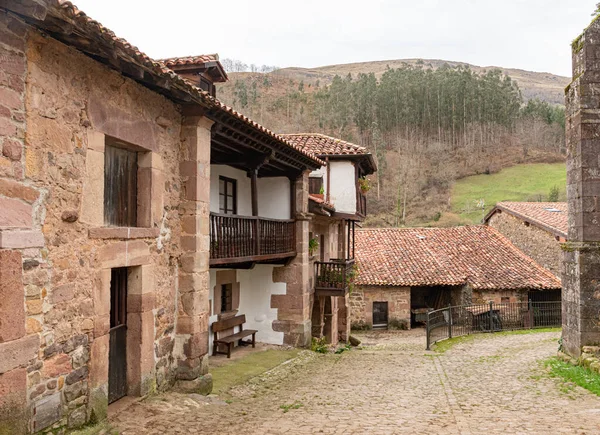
[210,165,290,219]
[257,177,290,219]
[309,162,357,214]
[208,265,286,354]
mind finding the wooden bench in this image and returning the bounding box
[212,314,257,358]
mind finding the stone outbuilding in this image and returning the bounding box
[485,202,567,277]
[351,226,561,330]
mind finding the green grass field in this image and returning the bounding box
[450,163,566,224]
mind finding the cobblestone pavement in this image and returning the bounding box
[110,330,600,434]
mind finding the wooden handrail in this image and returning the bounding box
[209,213,296,261]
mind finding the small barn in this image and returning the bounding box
[484,201,567,277]
[351,226,561,330]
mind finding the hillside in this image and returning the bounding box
[273,58,570,105]
[216,58,567,227]
[449,163,567,224]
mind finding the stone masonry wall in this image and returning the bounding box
[0,18,209,432]
[0,10,42,434]
[563,17,600,358]
[487,211,562,277]
[350,286,410,329]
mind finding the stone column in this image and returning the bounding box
[563,20,600,357]
[176,116,212,387]
[273,171,313,347]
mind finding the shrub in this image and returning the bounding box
[388,318,409,330]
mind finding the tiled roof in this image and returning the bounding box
[42,1,324,167]
[309,194,335,210]
[485,202,568,238]
[281,133,368,156]
[355,226,560,290]
[160,54,220,66]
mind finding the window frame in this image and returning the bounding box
[221,283,233,313]
[104,143,138,227]
[219,176,237,215]
[309,176,324,195]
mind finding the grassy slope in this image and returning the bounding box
[450,163,566,224]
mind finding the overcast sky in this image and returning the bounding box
[72,0,596,77]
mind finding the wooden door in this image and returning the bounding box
[373,302,388,328]
[108,268,128,403]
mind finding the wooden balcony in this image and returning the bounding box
[209,213,296,267]
[314,259,356,297]
[357,192,367,218]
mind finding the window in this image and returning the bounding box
[221,283,233,312]
[219,176,237,214]
[309,177,323,195]
[104,144,138,227]
[199,76,215,97]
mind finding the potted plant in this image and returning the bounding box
[313,186,325,200]
[309,236,319,257]
[358,177,370,193]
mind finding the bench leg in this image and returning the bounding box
[227,342,233,358]
[252,332,256,348]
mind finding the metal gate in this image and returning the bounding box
[108,268,128,403]
[373,301,388,328]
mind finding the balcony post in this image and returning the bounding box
[250,168,259,217]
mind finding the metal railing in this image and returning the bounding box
[425,301,561,350]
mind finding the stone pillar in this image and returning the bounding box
[273,171,313,347]
[337,294,350,343]
[176,115,212,385]
[563,20,600,357]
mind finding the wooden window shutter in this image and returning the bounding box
[104,144,138,227]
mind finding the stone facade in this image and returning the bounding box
[0,14,212,432]
[563,18,600,358]
[487,211,563,277]
[350,286,411,329]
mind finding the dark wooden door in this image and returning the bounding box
[108,268,128,404]
[373,302,388,328]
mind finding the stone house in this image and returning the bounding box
[351,226,561,329]
[484,201,567,277]
[282,134,377,344]
[0,1,377,432]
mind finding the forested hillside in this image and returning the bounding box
[216,60,566,226]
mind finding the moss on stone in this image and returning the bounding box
[572,34,584,54]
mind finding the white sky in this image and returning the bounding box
[72,0,596,77]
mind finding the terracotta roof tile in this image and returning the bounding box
[159,54,220,66]
[309,194,335,210]
[355,226,560,290]
[49,1,324,167]
[281,133,368,156]
[486,202,568,238]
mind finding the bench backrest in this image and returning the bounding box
[212,314,246,333]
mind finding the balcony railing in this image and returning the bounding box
[357,192,367,217]
[314,258,356,297]
[210,213,296,266]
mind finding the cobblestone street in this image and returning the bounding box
[110,330,600,434]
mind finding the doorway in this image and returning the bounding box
[108,267,128,403]
[373,301,388,329]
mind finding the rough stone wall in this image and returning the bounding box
[350,286,411,329]
[487,212,562,277]
[471,289,527,305]
[563,18,600,358]
[0,20,210,431]
[0,10,42,434]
